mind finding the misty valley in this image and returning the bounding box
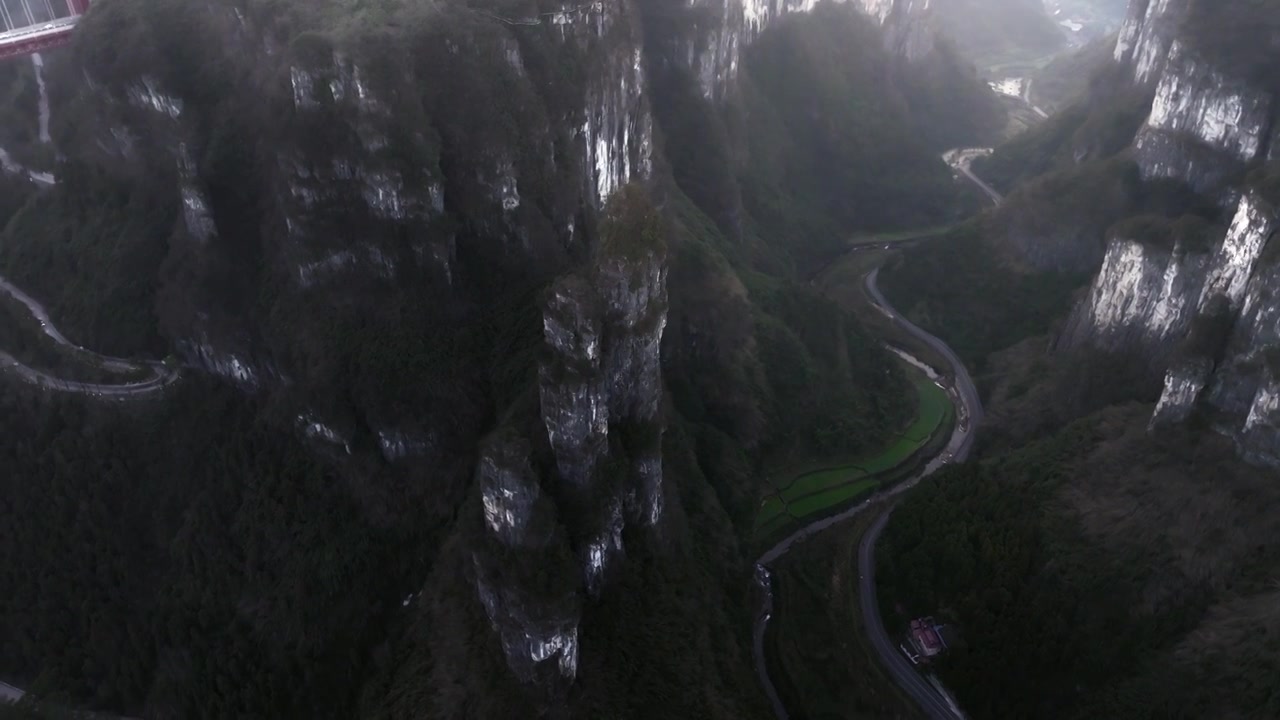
[0,1,1277,719]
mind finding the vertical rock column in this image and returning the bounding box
[1151,192,1279,429]
[471,432,582,685]
[538,187,669,595]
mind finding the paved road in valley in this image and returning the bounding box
[753,266,984,719]
[943,148,1004,207]
[0,349,176,396]
[0,145,54,186]
[0,681,24,703]
[1023,78,1050,119]
[864,268,984,447]
[752,142,1002,719]
[0,275,177,396]
[856,268,984,719]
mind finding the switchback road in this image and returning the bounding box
[0,275,178,396]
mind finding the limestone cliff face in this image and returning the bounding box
[472,432,582,686]
[58,0,660,444]
[39,0,970,702]
[1054,0,1280,466]
[1116,0,1279,203]
[1132,41,1275,199]
[1058,232,1210,361]
[1065,190,1280,465]
[1114,0,1191,85]
[681,0,935,100]
[465,190,669,688]
[536,191,669,593]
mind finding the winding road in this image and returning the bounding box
[0,275,177,396]
[753,156,998,719]
[753,269,983,720]
[944,148,1003,207]
[0,681,23,703]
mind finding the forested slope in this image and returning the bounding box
[879,405,1280,719]
[0,1,1002,717]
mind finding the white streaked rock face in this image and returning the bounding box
[686,0,932,99]
[297,414,351,454]
[1144,43,1273,164]
[478,441,542,546]
[550,0,652,203]
[1066,188,1280,467]
[583,500,624,595]
[376,429,431,461]
[581,47,652,204]
[1080,240,1169,336]
[1238,366,1280,468]
[128,76,183,118]
[1244,382,1280,434]
[180,340,264,390]
[1114,0,1191,84]
[290,54,378,114]
[1059,235,1211,357]
[474,568,580,682]
[1198,193,1278,312]
[1151,358,1211,428]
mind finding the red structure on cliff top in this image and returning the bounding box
[0,0,90,61]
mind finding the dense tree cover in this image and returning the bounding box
[768,511,916,720]
[0,54,52,170]
[0,0,1000,716]
[1028,34,1118,113]
[739,5,975,269]
[1178,0,1280,94]
[0,171,172,357]
[877,404,1280,719]
[877,226,1086,375]
[0,381,436,718]
[973,61,1152,193]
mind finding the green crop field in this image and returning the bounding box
[755,373,953,535]
[785,479,879,518]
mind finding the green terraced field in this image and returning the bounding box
[754,373,952,535]
[785,479,879,519]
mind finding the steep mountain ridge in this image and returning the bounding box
[987,0,1280,467]
[0,0,1000,717]
[870,4,1280,718]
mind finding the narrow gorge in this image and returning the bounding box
[0,0,1007,718]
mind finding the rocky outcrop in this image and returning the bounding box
[1132,41,1275,197]
[471,432,582,685]
[682,0,935,99]
[1113,0,1191,85]
[1063,2,1280,465]
[1144,44,1273,164]
[464,188,670,689]
[1065,186,1280,464]
[1059,231,1212,361]
[537,188,669,592]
